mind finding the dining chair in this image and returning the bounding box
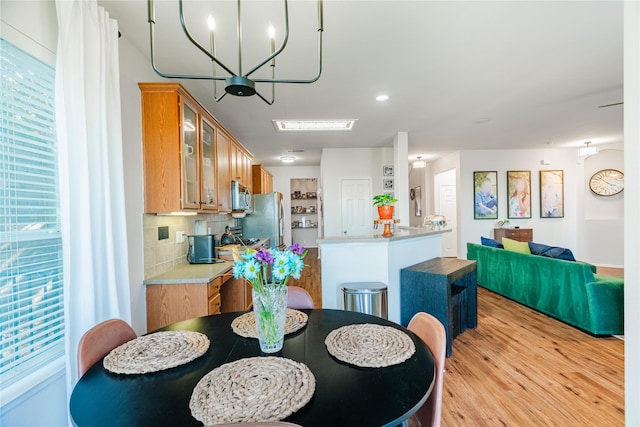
[77,318,137,378]
[286,285,314,309]
[407,312,447,427]
[206,422,302,426]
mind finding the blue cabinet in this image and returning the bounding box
[400,258,477,357]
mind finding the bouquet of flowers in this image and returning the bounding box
[232,243,307,353]
[232,243,307,291]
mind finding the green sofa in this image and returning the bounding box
[467,243,624,335]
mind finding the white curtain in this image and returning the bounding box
[55,0,131,394]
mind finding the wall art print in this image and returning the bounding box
[473,171,498,220]
[540,170,564,218]
[507,170,531,219]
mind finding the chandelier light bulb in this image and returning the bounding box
[207,14,216,32]
[268,24,276,39]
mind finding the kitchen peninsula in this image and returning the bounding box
[317,227,450,323]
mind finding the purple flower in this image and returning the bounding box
[288,243,305,256]
[255,248,274,265]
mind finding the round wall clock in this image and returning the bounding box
[589,169,624,196]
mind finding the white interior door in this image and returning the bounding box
[435,169,457,257]
[341,179,371,236]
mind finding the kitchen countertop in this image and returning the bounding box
[317,226,450,244]
[143,262,234,285]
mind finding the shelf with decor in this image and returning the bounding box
[290,178,319,248]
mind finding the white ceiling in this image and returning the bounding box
[99,0,624,166]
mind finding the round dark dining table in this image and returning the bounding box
[70,309,435,427]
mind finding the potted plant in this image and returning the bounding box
[373,194,398,220]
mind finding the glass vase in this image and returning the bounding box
[252,285,288,353]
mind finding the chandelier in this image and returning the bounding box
[147,0,324,105]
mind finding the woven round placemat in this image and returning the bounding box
[325,323,416,368]
[189,356,316,425]
[231,309,308,338]
[103,331,210,375]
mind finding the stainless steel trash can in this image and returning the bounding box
[341,282,388,319]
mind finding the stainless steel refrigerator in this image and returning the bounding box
[240,192,285,249]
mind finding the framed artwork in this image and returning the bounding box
[473,171,498,219]
[540,170,564,218]
[383,179,394,190]
[383,165,394,176]
[507,170,531,219]
[384,191,395,200]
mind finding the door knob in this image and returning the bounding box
[343,231,347,234]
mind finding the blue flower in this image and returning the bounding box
[242,248,256,261]
[272,264,291,282]
[232,261,245,279]
[273,253,289,269]
[290,257,305,280]
[243,260,260,280]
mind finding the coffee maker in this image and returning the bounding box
[187,235,218,264]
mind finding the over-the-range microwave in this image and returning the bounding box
[232,180,251,212]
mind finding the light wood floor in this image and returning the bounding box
[295,256,624,425]
[597,266,624,277]
[443,287,624,426]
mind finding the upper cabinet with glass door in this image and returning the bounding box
[181,101,200,209]
[139,82,254,214]
[200,116,217,211]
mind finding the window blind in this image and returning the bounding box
[0,38,64,388]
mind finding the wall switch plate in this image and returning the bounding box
[158,226,169,240]
[176,231,186,243]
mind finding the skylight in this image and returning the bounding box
[272,119,357,132]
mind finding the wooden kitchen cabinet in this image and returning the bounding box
[139,82,254,214]
[140,83,218,213]
[252,164,273,194]
[230,141,253,188]
[493,227,533,243]
[220,276,253,312]
[145,275,229,332]
[243,151,253,186]
[200,116,218,211]
[216,129,233,212]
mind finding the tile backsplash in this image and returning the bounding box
[143,213,234,279]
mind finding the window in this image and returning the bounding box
[0,38,64,389]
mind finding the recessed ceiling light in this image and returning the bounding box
[376,95,389,102]
[280,156,296,163]
[273,119,357,132]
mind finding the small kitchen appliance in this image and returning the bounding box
[187,235,219,264]
[232,181,252,212]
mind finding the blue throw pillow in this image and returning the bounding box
[481,236,503,249]
[528,242,576,262]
